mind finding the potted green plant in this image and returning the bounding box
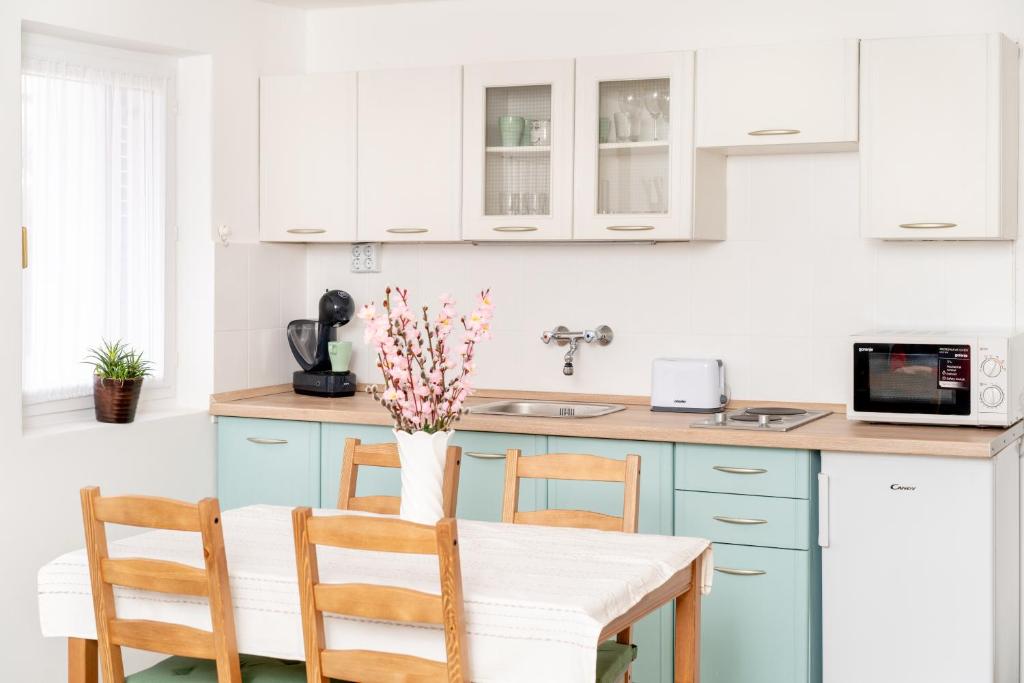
[84,339,152,424]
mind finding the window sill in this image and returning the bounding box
[22,398,207,439]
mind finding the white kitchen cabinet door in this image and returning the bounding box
[574,51,722,241]
[462,59,574,241]
[696,40,859,152]
[259,73,357,242]
[358,66,462,242]
[861,34,1019,240]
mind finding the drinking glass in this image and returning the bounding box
[618,89,642,142]
[645,89,669,140]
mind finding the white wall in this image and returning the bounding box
[304,0,1024,402]
[0,0,307,679]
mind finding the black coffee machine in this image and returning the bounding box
[287,289,357,397]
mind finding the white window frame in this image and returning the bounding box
[21,33,178,422]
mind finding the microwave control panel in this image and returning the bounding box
[978,338,1009,420]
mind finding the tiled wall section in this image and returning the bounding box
[214,242,306,392]
[307,152,1018,403]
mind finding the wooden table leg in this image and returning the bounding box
[616,626,633,683]
[68,638,98,683]
[675,556,702,683]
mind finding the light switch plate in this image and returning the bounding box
[350,243,381,273]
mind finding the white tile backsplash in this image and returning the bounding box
[207,151,1017,403]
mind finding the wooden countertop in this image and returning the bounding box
[209,385,1024,459]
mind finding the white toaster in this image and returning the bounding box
[651,358,727,413]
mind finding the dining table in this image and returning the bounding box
[38,504,713,682]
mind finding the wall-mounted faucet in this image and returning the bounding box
[541,325,614,375]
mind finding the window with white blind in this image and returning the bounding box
[21,34,176,413]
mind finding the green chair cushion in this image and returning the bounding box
[127,654,309,682]
[595,641,638,683]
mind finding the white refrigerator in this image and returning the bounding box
[819,443,1020,682]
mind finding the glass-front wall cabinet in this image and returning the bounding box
[463,60,574,240]
[574,52,709,240]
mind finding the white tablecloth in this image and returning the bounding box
[39,505,711,682]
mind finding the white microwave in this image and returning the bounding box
[848,331,1024,427]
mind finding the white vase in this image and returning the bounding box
[394,429,453,525]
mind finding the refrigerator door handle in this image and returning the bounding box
[818,472,829,547]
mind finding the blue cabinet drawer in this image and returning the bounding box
[217,417,321,510]
[452,431,546,522]
[676,444,811,499]
[699,543,814,683]
[675,490,810,550]
[320,423,398,506]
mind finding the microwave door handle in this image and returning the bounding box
[818,473,830,548]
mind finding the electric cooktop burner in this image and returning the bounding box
[744,407,808,416]
[691,405,832,432]
[729,413,783,423]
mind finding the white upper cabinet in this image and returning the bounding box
[696,40,859,152]
[861,34,1018,240]
[462,59,574,241]
[358,66,463,242]
[574,52,722,241]
[259,74,357,242]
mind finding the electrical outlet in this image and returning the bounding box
[350,243,382,273]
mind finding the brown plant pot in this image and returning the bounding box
[93,376,144,424]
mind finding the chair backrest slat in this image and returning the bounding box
[501,449,642,533]
[80,487,241,683]
[108,619,217,660]
[314,583,444,624]
[293,509,468,683]
[100,558,210,597]
[337,438,462,517]
[93,495,203,532]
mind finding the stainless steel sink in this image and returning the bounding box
[469,400,626,419]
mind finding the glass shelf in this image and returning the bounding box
[485,145,552,154]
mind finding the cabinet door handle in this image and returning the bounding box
[247,437,288,445]
[715,566,767,576]
[713,515,767,525]
[713,465,767,475]
[898,222,957,229]
[464,451,506,460]
[606,225,655,232]
[747,129,800,136]
[492,226,538,233]
[386,227,429,234]
[286,228,326,235]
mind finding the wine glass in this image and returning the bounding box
[618,88,642,142]
[645,88,669,141]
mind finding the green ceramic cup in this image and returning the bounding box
[599,117,611,143]
[499,115,525,147]
[328,340,352,373]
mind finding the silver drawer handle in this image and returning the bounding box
[386,227,429,234]
[606,225,655,232]
[286,228,326,235]
[715,566,767,576]
[713,465,767,475]
[747,129,800,136]
[713,515,767,525]
[898,222,957,229]
[465,451,505,460]
[492,226,538,233]
[247,437,288,445]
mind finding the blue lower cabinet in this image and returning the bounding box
[216,417,321,510]
[547,437,675,683]
[691,544,818,683]
[451,431,547,522]
[320,423,398,506]
[675,490,811,550]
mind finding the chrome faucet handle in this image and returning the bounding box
[541,325,570,346]
[584,325,614,345]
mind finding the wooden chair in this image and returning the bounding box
[337,437,462,517]
[292,509,469,682]
[501,450,642,683]
[80,488,307,683]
